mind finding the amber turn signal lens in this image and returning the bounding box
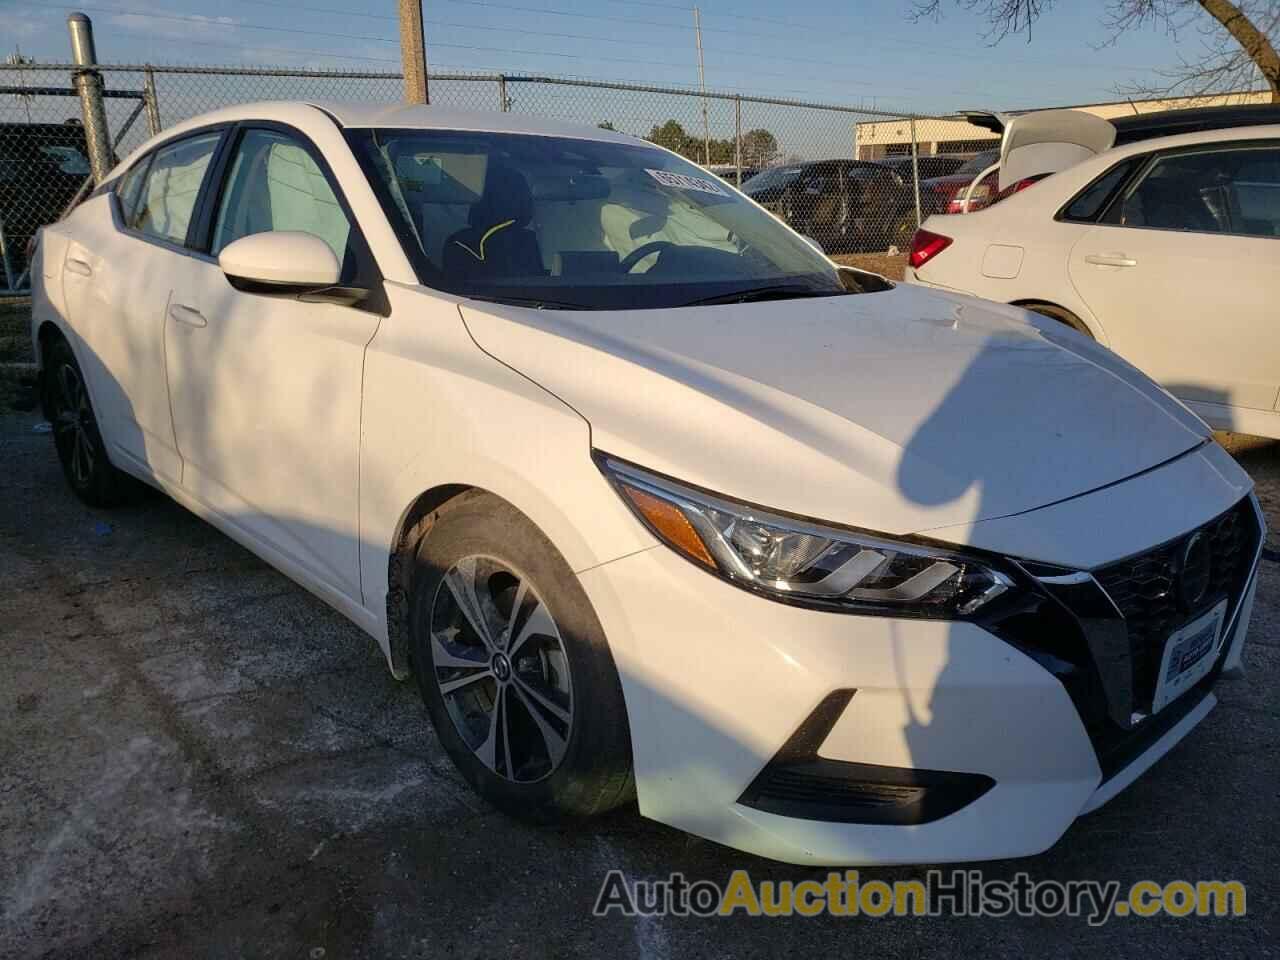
[620,485,717,569]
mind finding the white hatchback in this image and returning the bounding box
[30,101,1263,866]
[905,114,1280,438]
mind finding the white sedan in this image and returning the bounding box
[31,102,1262,866]
[905,114,1280,439]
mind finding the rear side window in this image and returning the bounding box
[115,157,151,224]
[1060,159,1138,222]
[130,131,221,244]
[1110,144,1280,237]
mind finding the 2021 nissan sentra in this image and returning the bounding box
[30,102,1263,865]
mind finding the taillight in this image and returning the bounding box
[908,229,952,269]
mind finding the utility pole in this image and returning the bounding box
[693,6,709,166]
[67,13,112,185]
[398,0,429,104]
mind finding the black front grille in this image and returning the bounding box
[984,494,1261,784]
[1094,498,1259,710]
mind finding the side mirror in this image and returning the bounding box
[218,231,365,306]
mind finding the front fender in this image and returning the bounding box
[357,283,656,666]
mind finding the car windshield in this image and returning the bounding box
[349,130,843,310]
[955,150,1000,176]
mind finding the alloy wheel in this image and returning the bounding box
[429,555,574,783]
[51,362,95,488]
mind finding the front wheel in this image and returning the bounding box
[409,493,634,821]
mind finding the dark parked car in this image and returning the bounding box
[706,163,760,184]
[877,155,968,182]
[919,149,1001,215]
[0,121,94,288]
[740,159,928,252]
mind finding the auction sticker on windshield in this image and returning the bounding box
[646,168,731,196]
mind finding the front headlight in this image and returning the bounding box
[597,455,1015,619]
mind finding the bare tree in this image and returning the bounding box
[912,0,1280,101]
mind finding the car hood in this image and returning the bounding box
[459,283,1210,535]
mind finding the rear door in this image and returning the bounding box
[161,123,382,602]
[793,162,842,247]
[1067,140,1280,413]
[60,129,225,484]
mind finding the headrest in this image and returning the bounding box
[470,165,534,227]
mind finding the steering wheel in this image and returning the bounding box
[620,240,674,273]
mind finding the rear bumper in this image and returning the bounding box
[578,458,1260,866]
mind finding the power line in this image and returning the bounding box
[39,2,977,91]
[100,24,931,105]
[224,0,1159,74]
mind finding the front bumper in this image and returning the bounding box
[578,450,1261,866]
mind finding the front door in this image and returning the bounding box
[163,126,381,601]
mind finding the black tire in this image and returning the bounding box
[42,335,133,507]
[409,492,634,822]
[887,209,918,251]
[1023,303,1094,339]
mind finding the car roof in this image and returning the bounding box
[309,100,643,145]
[1111,103,1280,144]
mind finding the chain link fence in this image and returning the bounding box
[1,59,1000,294]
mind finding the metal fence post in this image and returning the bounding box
[734,95,742,186]
[498,74,509,112]
[143,66,161,135]
[909,115,922,231]
[67,13,113,184]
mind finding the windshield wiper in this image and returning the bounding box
[467,294,589,311]
[680,284,844,307]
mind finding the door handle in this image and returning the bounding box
[1084,253,1137,267]
[168,303,207,328]
[64,257,92,277]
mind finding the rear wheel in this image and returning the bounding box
[43,335,133,507]
[409,493,633,821]
[887,209,918,251]
[1023,303,1094,339]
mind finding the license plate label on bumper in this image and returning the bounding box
[1152,599,1228,713]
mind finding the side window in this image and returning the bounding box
[1111,144,1280,237]
[211,128,353,275]
[131,132,221,243]
[115,156,151,224]
[1060,158,1138,222]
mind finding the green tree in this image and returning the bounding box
[740,129,780,166]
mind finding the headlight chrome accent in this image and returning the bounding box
[597,454,1015,619]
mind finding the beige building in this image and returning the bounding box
[854,90,1273,160]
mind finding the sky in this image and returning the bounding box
[0,0,1261,116]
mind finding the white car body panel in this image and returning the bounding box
[907,123,1280,438]
[161,241,379,602]
[29,101,1262,866]
[460,282,1208,536]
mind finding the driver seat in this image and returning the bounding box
[443,166,546,281]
